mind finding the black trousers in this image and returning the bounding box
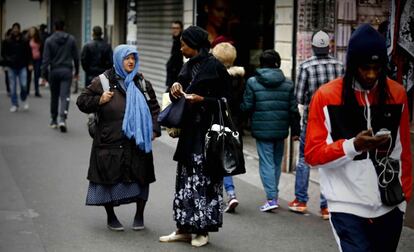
[330,207,403,252]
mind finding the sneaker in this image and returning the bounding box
[288,198,307,213]
[159,231,192,243]
[260,199,279,212]
[224,196,239,213]
[320,207,330,220]
[35,93,42,98]
[107,218,124,231]
[59,121,67,133]
[22,101,29,111]
[10,105,18,113]
[191,234,209,247]
[49,119,58,129]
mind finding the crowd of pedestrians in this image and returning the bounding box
[2,19,412,251]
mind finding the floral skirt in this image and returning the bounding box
[86,182,149,206]
[173,154,224,233]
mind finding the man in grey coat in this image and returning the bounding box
[41,20,79,132]
[241,50,300,212]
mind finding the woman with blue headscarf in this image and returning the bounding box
[77,45,161,231]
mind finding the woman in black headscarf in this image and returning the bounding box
[159,26,232,247]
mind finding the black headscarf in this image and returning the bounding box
[181,26,211,50]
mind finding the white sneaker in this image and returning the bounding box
[191,234,209,247]
[22,101,29,110]
[159,231,192,243]
[10,105,18,113]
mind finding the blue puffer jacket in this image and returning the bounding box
[241,68,300,140]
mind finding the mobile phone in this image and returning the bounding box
[375,129,391,136]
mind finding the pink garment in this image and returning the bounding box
[30,39,41,60]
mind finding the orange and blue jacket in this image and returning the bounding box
[305,77,412,218]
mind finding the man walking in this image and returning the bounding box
[241,50,300,212]
[81,26,112,88]
[1,23,32,112]
[305,23,412,251]
[288,30,344,219]
[165,20,183,91]
[41,20,79,132]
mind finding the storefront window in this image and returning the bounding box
[196,0,275,77]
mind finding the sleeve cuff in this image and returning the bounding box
[343,138,362,158]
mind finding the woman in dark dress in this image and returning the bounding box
[159,26,232,247]
[76,45,160,231]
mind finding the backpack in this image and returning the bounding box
[87,73,149,138]
[87,74,110,138]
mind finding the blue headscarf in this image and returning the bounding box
[113,44,152,153]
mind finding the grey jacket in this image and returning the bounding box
[41,31,79,79]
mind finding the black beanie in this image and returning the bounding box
[346,23,387,66]
[181,26,210,50]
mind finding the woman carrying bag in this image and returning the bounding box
[159,26,232,247]
[76,45,161,231]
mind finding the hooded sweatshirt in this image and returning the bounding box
[41,31,79,78]
[241,68,300,140]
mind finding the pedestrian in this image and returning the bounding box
[288,30,344,219]
[76,44,161,231]
[41,20,79,132]
[211,41,245,213]
[0,28,12,97]
[165,20,183,91]
[305,24,412,252]
[1,23,32,112]
[240,49,300,212]
[159,26,231,247]
[27,26,43,97]
[81,26,113,88]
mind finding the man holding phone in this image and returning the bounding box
[304,24,412,252]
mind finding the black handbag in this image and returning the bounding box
[374,157,405,206]
[204,98,245,178]
[157,96,186,128]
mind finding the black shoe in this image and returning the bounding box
[35,93,42,97]
[59,121,67,133]
[107,218,124,231]
[49,119,58,129]
[132,216,144,231]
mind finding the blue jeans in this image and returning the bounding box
[256,139,284,200]
[8,67,28,106]
[224,176,235,196]
[294,127,327,208]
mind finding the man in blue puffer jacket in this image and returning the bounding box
[241,49,300,212]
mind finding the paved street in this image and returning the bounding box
[1,78,413,252]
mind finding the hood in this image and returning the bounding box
[227,66,245,77]
[54,31,69,45]
[255,68,285,87]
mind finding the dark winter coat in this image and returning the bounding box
[172,52,232,170]
[81,38,113,78]
[1,34,32,69]
[41,31,79,80]
[76,68,161,185]
[165,35,183,89]
[241,68,300,140]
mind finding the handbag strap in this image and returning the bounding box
[221,97,237,131]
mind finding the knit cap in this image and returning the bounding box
[346,23,387,66]
[181,26,210,50]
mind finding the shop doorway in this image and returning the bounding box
[197,0,275,78]
[50,0,82,51]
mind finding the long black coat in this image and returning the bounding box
[172,52,232,173]
[76,68,161,185]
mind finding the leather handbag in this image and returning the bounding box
[158,95,185,128]
[204,98,245,178]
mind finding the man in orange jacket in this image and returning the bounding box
[305,24,412,252]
